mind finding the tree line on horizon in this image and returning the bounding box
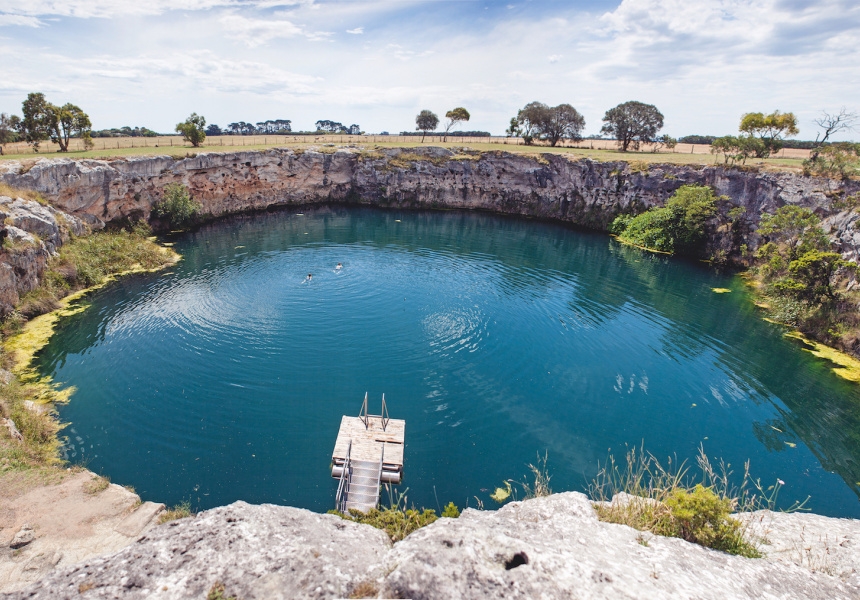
[0,92,857,176]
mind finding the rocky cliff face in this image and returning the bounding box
[7,492,859,600]
[0,195,85,316]
[1,147,857,243]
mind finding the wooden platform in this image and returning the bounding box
[331,415,405,472]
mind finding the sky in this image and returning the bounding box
[0,0,858,139]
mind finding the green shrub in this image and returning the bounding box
[441,502,460,518]
[617,184,718,256]
[152,183,201,229]
[330,505,438,542]
[589,444,805,557]
[661,485,754,556]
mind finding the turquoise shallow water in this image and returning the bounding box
[39,206,860,517]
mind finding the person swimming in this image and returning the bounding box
[305,273,313,282]
[335,263,343,270]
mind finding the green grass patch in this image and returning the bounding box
[589,445,807,558]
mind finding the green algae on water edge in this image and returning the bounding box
[4,257,180,401]
[784,331,860,383]
[712,288,732,294]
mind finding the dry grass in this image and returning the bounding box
[158,500,193,524]
[0,378,62,471]
[82,474,110,494]
[0,138,810,172]
[348,580,380,599]
[0,182,46,204]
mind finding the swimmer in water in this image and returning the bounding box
[335,263,343,270]
[305,273,313,282]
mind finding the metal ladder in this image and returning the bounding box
[335,442,385,513]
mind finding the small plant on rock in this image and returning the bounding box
[158,500,193,524]
[151,183,201,229]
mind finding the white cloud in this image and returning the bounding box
[0,14,43,27]
[0,0,296,19]
[219,13,304,46]
[346,27,364,34]
[0,0,857,138]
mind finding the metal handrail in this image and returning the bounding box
[359,392,369,429]
[381,393,390,431]
[335,439,352,512]
[375,444,385,509]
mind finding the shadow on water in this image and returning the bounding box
[35,206,860,516]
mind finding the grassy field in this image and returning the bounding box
[0,137,809,171]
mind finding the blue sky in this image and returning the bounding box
[0,0,858,139]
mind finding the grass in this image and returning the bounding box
[0,182,47,204]
[589,444,808,558]
[0,378,62,471]
[328,486,454,542]
[83,473,110,494]
[0,139,810,172]
[207,582,238,600]
[158,500,193,524]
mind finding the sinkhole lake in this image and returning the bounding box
[38,206,860,517]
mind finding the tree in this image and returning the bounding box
[505,117,521,138]
[415,110,439,142]
[513,101,546,145]
[315,120,345,133]
[601,101,664,151]
[176,113,206,147]
[537,104,585,147]
[511,102,585,146]
[614,184,719,255]
[652,134,677,153]
[810,108,857,161]
[443,107,470,141]
[783,250,852,304]
[0,113,20,155]
[803,143,860,179]
[757,205,827,263]
[19,92,54,151]
[50,103,92,152]
[18,93,92,152]
[738,110,798,158]
[710,135,764,165]
[205,124,222,136]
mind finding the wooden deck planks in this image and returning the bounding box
[332,416,405,467]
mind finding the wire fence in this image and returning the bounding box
[0,134,813,159]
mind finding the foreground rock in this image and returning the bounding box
[6,493,857,599]
[0,471,163,594]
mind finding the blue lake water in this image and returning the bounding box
[38,206,860,517]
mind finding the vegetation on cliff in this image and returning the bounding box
[1,213,178,472]
[611,184,721,256]
[589,445,806,558]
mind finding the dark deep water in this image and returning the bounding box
[38,206,860,517]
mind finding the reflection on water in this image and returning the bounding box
[37,206,860,517]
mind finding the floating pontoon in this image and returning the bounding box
[332,393,405,513]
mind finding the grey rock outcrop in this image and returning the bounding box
[0,195,86,317]
[7,493,858,600]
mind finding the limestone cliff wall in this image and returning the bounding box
[2,146,856,233]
